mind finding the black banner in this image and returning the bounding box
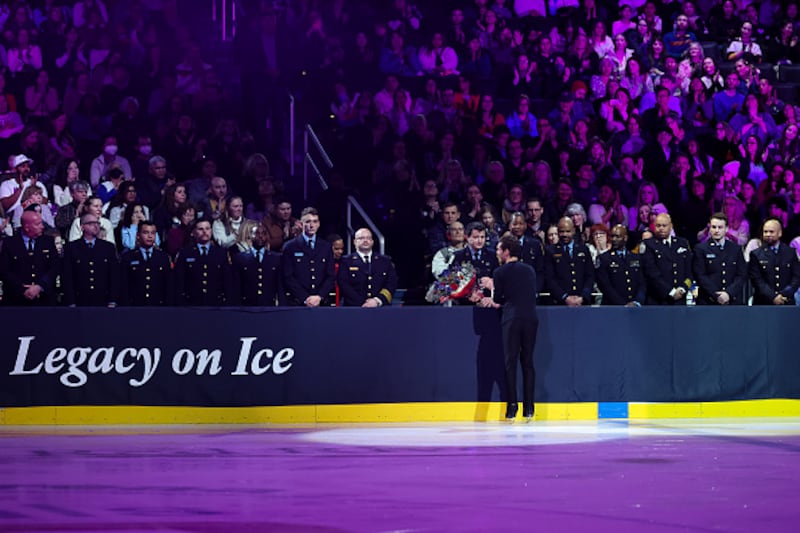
[1,307,799,407]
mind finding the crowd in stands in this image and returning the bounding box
[1,0,800,306]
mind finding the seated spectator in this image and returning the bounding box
[263,199,300,251]
[663,13,697,59]
[589,184,629,229]
[106,181,149,229]
[152,183,188,238]
[89,135,132,189]
[68,195,114,245]
[199,176,230,221]
[730,94,777,146]
[96,167,128,206]
[116,202,160,253]
[212,196,253,249]
[726,21,763,63]
[0,93,24,142]
[165,204,197,258]
[11,187,55,229]
[379,31,420,77]
[431,220,466,278]
[23,69,59,126]
[418,32,459,77]
[700,57,725,94]
[7,28,42,73]
[505,94,538,139]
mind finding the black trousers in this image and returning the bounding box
[502,318,538,409]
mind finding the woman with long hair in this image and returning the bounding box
[152,182,188,237]
[730,94,778,145]
[166,203,196,258]
[212,196,253,249]
[628,181,662,231]
[619,57,654,103]
[116,202,160,253]
[51,159,80,208]
[476,93,505,138]
[700,57,725,94]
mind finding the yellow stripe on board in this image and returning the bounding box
[2,400,800,425]
[0,403,597,425]
[629,399,800,419]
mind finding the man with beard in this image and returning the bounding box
[507,211,544,294]
[544,217,594,306]
[595,224,645,306]
[232,224,282,306]
[640,213,693,305]
[338,228,398,307]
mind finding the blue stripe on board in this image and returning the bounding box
[598,402,629,419]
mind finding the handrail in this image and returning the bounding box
[302,124,333,201]
[211,0,236,41]
[288,91,295,176]
[305,125,333,168]
[346,195,385,255]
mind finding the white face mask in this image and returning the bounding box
[104,144,118,156]
[139,144,152,155]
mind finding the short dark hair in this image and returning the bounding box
[498,235,521,258]
[138,221,157,234]
[710,212,728,225]
[192,217,212,230]
[465,221,486,236]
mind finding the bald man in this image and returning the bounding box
[640,213,693,305]
[748,218,800,305]
[595,224,646,306]
[0,211,60,305]
[337,228,398,307]
[543,217,594,306]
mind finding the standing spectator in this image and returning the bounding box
[544,216,595,306]
[0,211,60,305]
[692,212,748,305]
[62,212,120,307]
[119,221,172,307]
[338,227,399,307]
[7,28,42,73]
[595,224,646,306]
[640,213,693,305]
[281,207,335,307]
[173,218,232,306]
[748,218,800,305]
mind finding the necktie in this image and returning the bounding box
[773,246,779,255]
[145,249,151,261]
[27,239,34,252]
[309,239,315,250]
[258,249,264,263]
[88,241,94,249]
[365,255,371,274]
[201,246,207,256]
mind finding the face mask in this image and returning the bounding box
[104,144,118,156]
[139,144,152,155]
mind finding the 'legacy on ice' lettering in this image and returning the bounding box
[10,336,161,388]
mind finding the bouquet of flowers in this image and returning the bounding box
[426,260,477,304]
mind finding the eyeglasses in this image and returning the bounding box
[82,220,100,225]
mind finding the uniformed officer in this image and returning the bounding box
[544,217,594,306]
[0,211,60,305]
[173,218,231,306]
[119,221,172,306]
[507,211,545,293]
[281,207,335,307]
[748,218,800,305]
[452,222,499,279]
[595,224,646,306]
[231,223,282,306]
[62,212,120,306]
[692,213,747,305]
[338,227,398,307]
[640,213,693,305]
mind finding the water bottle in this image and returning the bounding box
[686,284,696,306]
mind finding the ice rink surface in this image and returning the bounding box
[2,418,799,532]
